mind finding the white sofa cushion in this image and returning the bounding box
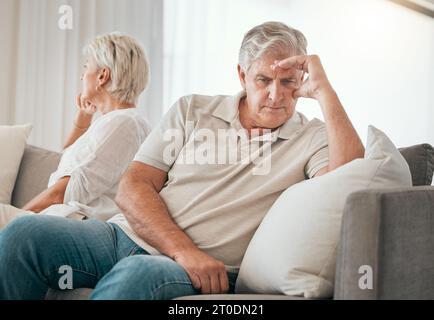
[0,124,32,204]
[235,126,412,298]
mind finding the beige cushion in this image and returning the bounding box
[235,126,412,298]
[11,145,61,208]
[0,124,32,204]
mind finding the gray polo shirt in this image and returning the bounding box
[109,91,329,272]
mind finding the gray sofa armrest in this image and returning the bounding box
[334,187,434,300]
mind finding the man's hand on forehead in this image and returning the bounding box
[269,54,333,100]
[274,65,302,79]
[255,60,301,79]
[271,55,308,71]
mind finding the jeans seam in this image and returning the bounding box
[47,266,98,286]
[109,223,145,258]
[69,268,98,278]
[43,222,114,287]
[151,280,193,299]
[128,246,139,256]
[104,222,119,262]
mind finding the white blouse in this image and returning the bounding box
[41,108,151,220]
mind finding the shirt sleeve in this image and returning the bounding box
[63,115,147,205]
[133,96,189,172]
[305,124,329,179]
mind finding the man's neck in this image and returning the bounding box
[238,98,277,137]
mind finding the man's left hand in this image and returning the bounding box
[271,54,334,101]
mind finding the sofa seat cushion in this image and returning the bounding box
[45,288,93,300]
[175,294,313,300]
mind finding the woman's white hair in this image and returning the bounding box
[239,21,308,71]
[83,32,149,105]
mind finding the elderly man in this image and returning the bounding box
[0,22,363,300]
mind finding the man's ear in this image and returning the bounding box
[98,67,111,87]
[237,64,246,90]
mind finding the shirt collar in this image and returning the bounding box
[211,91,243,123]
[276,111,307,140]
[211,91,306,140]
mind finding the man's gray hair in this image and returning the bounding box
[83,32,149,105]
[238,21,308,71]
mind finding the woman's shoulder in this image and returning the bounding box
[92,108,151,138]
[117,108,151,135]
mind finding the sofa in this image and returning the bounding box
[10,144,434,300]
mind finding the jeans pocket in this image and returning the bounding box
[128,245,149,256]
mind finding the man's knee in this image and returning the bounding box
[113,255,187,281]
[92,255,197,299]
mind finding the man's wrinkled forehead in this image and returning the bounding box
[251,57,302,79]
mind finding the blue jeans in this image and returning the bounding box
[0,215,237,299]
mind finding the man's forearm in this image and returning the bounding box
[116,179,198,258]
[318,89,365,170]
[116,165,230,294]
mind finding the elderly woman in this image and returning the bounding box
[0,33,151,228]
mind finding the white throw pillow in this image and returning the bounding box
[235,126,412,298]
[0,124,32,204]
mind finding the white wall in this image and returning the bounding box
[2,0,433,150]
[0,0,18,124]
[0,0,163,151]
[164,0,434,148]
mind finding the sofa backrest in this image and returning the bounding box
[10,143,434,209]
[11,145,61,208]
[399,144,434,186]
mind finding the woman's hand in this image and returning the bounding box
[77,93,97,115]
[74,94,96,130]
[63,94,96,149]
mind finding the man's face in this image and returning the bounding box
[238,53,303,129]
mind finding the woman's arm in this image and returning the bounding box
[63,116,145,206]
[63,94,96,150]
[22,176,70,213]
